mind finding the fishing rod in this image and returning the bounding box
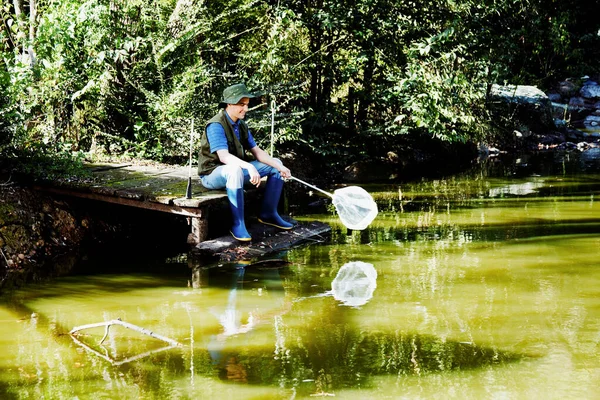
[186,118,194,199]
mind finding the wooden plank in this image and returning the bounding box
[54,162,253,206]
[35,186,205,218]
[173,192,228,208]
[85,163,133,172]
[85,165,226,206]
[192,221,331,261]
[187,216,209,245]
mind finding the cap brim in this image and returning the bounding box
[221,93,258,106]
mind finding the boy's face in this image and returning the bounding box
[227,97,250,122]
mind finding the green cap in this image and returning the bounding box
[219,83,256,108]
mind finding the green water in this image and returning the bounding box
[1,153,600,399]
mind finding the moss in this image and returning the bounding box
[0,225,31,259]
[0,202,16,226]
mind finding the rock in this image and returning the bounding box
[491,84,550,105]
[580,81,600,99]
[0,187,88,291]
[478,143,503,156]
[557,80,579,98]
[558,142,578,150]
[577,142,590,150]
[489,84,555,135]
[386,151,399,163]
[581,147,600,161]
[583,115,600,128]
[567,97,594,121]
[343,160,397,182]
[547,93,562,102]
[568,97,587,108]
[566,129,584,141]
[554,119,567,128]
[586,131,600,139]
[538,133,565,145]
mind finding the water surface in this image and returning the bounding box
[1,151,599,399]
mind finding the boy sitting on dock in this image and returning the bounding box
[198,83,294,241]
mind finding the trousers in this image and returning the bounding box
[199,159,283,191]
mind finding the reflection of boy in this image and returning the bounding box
[206,266,290,380]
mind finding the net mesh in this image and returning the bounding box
[332,186,378,230]
[331,261,378,307]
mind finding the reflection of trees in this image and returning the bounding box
[193,259,519,395]
[207,303,520,395]
[323,191,600,246]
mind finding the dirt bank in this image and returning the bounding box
[0,185,88,290]
[0,182,196,292]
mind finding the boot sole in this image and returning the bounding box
[257,218,293,230]
[230,231,252,241]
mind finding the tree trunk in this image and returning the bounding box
[319,45,333,113]
[308,33,320,111]
[357,52,375,125]
[13,0,24,18]
[348,86,356,133]
[29,0,36,42]
[1,14,15,52]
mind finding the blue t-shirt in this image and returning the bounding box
[206,113,256,154]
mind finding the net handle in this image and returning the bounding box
[288,176,334,198]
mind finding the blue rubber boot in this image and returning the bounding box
[227,188,251,241]
[258,177,294,230]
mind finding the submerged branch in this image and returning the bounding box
[70,318,182,347]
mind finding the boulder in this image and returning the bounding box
[488,84,555,134]
[569,96,587,107]
[547,93,562,102]
[556,80,579,98]
[343,160,397,182]
[580,81,600,99]
[583,115,600,129]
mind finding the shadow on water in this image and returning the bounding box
[1,273,188,304]
[201,331,523,394]
[0,382,16,400]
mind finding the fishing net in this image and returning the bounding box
[289,177,378,230]
[331,261,378,307]
[332,186,378,230]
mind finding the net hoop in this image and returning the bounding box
[332,186,378,230]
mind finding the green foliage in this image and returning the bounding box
[0,59,17,150]
[466,0,600,86]
[387,27,489,142]
[1,0,599,173]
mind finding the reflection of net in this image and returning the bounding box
[331,186,378,230]
[331,261,377,307]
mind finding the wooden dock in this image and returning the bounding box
[33,162,331,250]
[193,220,331,261]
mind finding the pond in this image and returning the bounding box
[1,150,599,399]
